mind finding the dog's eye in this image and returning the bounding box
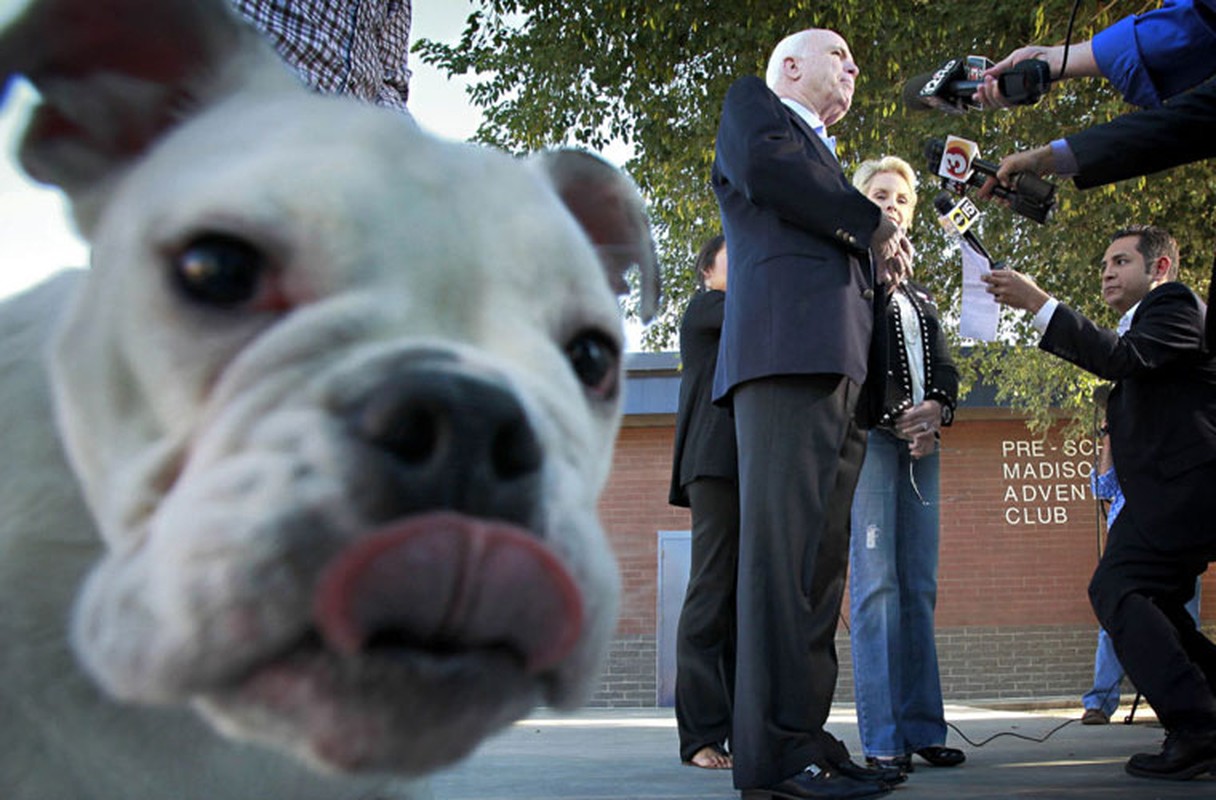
[173,234,267,308]
[565,331,620,400]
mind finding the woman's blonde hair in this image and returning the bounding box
[852,155,919,220]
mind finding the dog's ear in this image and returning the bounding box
[0,0,294,235]
[535,150,661,323]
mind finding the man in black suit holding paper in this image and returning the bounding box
[711,27,911,800]
[983,225,1216,781]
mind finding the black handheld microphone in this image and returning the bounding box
[924,138,1057,224]
[905,57,1051,113]
[933,193,1008,269]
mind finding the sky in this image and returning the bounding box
[0,2,490,301]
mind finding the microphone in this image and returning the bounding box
[934,193,993,261]
[934,192,1008,271]
[925,137,1057,224]
[905,57,1051,113]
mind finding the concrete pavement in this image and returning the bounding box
[430,703,1216,799]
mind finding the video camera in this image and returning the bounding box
[925,136,1057,224]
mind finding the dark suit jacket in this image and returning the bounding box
[710,76,883,404]
[1067,76,1216,190]
[1040,282,1216,541]
[669,289,737,507]
[1065,76,1216,351]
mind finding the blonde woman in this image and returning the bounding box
[848,156,962,775]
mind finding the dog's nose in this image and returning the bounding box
[347,363,543,527]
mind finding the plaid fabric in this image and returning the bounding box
[231,0,411,110]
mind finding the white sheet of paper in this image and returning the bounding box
[959,238,999,341]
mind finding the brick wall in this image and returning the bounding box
[592,415,1216,706]
[588,634,656,707]
[934,417,1101,628]
[598,427,689,640]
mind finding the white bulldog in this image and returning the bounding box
[0,1,657,797]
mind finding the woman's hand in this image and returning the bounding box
[896,400,942,458]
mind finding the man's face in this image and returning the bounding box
[1101,235,1161,314]
[792,30,858,127]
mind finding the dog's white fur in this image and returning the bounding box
[0,1,656,797]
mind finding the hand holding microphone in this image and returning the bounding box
[925,137,1057,224]
[975,145,1056,205]
[974,41,1100,109]
[904,55,1051,114]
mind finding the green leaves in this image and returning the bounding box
[417,0,1215,432]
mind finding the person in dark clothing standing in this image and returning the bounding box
[711,27,910,800]
[984,225,1216,781]
[669,234,737,770]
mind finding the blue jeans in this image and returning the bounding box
[849,428,946,758]
[1082,628,1124,717]
[1083,580,1202,716]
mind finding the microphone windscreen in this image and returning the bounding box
[924,138,945,170]
[902,73,938,111]
[933,192,956,216]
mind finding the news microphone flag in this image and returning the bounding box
[936,195,982,237]
[936,135,979,184]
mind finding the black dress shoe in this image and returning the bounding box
[865,754,912,776]
[812,734,904,784]
[740,765,892,799]
[837,755,906,783]
[914,745,965,767]
[1125,728,1216,780]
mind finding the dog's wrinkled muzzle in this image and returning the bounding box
[314,511,583,673]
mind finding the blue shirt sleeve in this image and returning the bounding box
[1091,466,1119,500]
[1092,0,1216,107]
[1091,466,1126,526]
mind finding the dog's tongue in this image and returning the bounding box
[314,512,582,673]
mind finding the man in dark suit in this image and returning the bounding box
[983,225,1216,781]
[710,27,910,800]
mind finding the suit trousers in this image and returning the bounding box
[1088,466,1216,733]
[675,478,739,761]
[730,374,865,790]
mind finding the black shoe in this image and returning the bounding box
[1125,728,1216,780]
[865,754,912,777]
[816,736,905,784]
[832,758,905,785]
[740,765,892,799]
[914,745,966,767]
